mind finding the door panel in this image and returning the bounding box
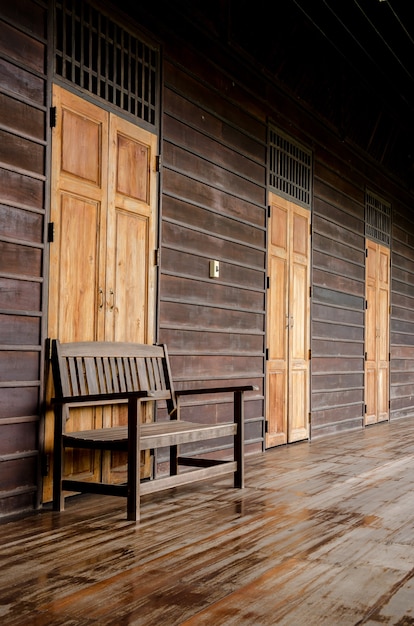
[266,194,310,447]
[43,85,157,502]
[58,195,100,341]
[266,206,288,447]
[106,114,156,345]
[103,115,156,480]
[61,109,102,185]
[365,239,390,425]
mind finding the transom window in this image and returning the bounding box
[269,127,312,207]
[54,0,159,127]
[365,190,391,246]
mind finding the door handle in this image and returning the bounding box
[108,289,115,312]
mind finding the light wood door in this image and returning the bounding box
[266,194,310,447]
[43,85,157,501]
[365,239,390,425]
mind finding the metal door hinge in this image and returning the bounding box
[46,337,52,360]
[156,155,162,171]
[41,453,50,476]
[308,412,311,424]
[154,248,160,266]
[266,276,270,289]
[264,420,269,433]
[265,348,269,361]
[50,106,57,128]
[47,222,55,242]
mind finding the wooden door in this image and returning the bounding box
[43,85,157,501]
[266,194,310,447]
[365,239,390,425]
[103,113,157,479]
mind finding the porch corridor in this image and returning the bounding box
[1,418,414,625]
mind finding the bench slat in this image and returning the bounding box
[84,357,98,395]
[136,357,148,390]
[103,357,112,392]
[123,357,133,391]
[62,421,236,450]
[95,357,105,393]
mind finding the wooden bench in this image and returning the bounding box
[51,339,256,522]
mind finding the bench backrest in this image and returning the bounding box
[51,340,176,415]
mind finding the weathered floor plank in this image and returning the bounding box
[1,419,414,625]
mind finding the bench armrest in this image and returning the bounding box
[175,385,258,397]
[52,389,161,405]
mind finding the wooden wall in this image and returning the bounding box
[158,51,267,455]
[311,159,366,437]
[0,0,47,515]
[1,0,414,518]
[390,208,414,420]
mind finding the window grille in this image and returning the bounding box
[54,0,159,126]
[269,127,312,207]
[365,190,391,246]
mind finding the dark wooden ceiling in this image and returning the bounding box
[126,0,414,189]
[230,0,414,187]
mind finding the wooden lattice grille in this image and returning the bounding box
[54,0,159,126]
[365,191,391,246]
[269,128,312,207]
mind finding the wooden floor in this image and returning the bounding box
[2,419,414,625]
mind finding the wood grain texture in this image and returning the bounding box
[2,419,414,624]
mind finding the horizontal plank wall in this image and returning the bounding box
[158,43,266,456]
[390,207,414,420]
[0,0,47,516]
[311,163,366,437]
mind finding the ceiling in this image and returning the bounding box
[129,0,414,186]
[229,0,414,186]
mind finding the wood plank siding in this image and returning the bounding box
[1,0,414,518]
[159,55,267,457]
[311,165,366,437]
[390,208,414,420]
[0,0,47,515]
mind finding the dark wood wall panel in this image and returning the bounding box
[163,169,264,226]
[311,172,366,437]
[159,53,266,453]
[0,314,40,345]
[0,0,47,518]
[161,274,264,312]
[390,210,414,419]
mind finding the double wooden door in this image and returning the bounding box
[266,194,310,447]
[365,239,390,425]
[43,86,157,501]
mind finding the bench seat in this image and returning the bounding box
[62,420,237,450]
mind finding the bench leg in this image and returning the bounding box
[170,445,178,476]
[53,405,65,511]
[234,390,245,488]
[127,397,141,522]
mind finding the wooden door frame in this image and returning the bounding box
[42,83,160,502]
[364,238,390,426]
[265,193,311,448]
